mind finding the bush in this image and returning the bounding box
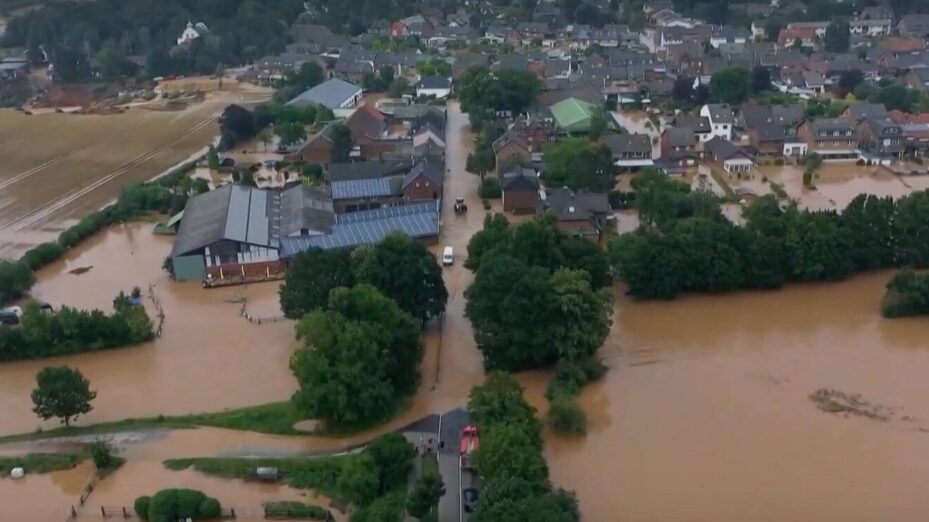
[548,397,588,436]
[198,498,221,518]
[134,496,151,521]
[21,242,65,270]
[0,260,35,305]
[89,439,117,470]
[881,269,929,318]
[264,501,331,520]
[479,177,502,199]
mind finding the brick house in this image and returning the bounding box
[501,168,540,214]
[402,160,444,201]
[660,127,699,166]
[493,133,532,170]
[798,118,859,160]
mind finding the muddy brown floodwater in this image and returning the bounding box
[7,102,929,521]
[540,271,929,522]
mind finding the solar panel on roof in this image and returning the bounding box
[330,178,392,200]
[279,208,438,255]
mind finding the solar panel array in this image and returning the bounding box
[336,201,437,224]
[330,178,393,200]
[280,207,438,256]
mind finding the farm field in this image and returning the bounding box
[0,82,270,259]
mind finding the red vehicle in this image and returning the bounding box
[459,424,479,469]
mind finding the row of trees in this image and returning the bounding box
[467,373,581,520]
[0,294,155,361]
[334,433,418,520]
[610,172,929,299]
[881,270,929,318]
[3,0,305,80]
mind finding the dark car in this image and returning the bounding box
[0,311,20,326]
[463,487,479,513]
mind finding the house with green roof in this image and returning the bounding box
[549,97,598,134]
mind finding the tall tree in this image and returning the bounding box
[352,232,448,323]
[542,138,615,191]
[279,248,356,319]
[329,123,352,162]
[31,366,96,426]
[710,68,751,104]
[750,66,772,94]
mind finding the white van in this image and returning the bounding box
[442,246,454,266]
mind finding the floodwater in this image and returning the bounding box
[6,102,929,521]
[541,271,929,522]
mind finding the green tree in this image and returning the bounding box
[330,123,352,162]
[365,433,417,492]
[466,146,495,180]
[465,213,510,271]
[631,168,693,228]
[0,260,34,304]
[388,77,409,98]
[476,423,549,485]
[588,111,608,140]
[258,128,273,152]
[894,190,929,267]
[548,269,613,362]
[710,67,751,104]
[468,372,541,439]
[275,121,307,148]
[836,69,864,98]
[89,439,118,470]
[824,20,850,53]
[407,474,445,518]
[352,232,448,323]
[547,396,587,435]
[279,248,356,319]
[290,62,324,91]
[31,366,96,426]
[416,57,452,77]
[206,144,220,170]
[337,455,381,505]
[542,138,615,191]
[750,66,771,94]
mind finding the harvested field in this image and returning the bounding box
[0,83,270,259]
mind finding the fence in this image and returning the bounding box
[239,294,286,325]
[148,281,166,337]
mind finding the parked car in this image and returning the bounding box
[442,246,454,266]
[463,487,479,513]
[0,311,20,326]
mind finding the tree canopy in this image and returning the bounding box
[352,232,448,323]
[710,68,751,105]
[290,285,421,426]
[279,248,356,319]
[31,366,96,427]
[542,138,615,192]
[824,20,850,53]
[458,66,541,115]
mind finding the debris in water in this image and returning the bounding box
[68,266,93,275]
[809,389,895,422]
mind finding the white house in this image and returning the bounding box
[700,104,735,141]
[177,22,207,46]
[415,76,452,99]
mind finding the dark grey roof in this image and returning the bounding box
[326,160,411,182]
[541,187,610,221]
[416,75,452,89]
[673,114,711,133]
[664,127,697,147]
[810,118,856,134]
[287,79,361,110]
[601,133,651,155]
[280,201,439,254]
[279,185,335,237]
[846,102,888,121]
[500,168,539,190]
[703,104,735,124]
[705,137,751,161]
[403,160,443,189]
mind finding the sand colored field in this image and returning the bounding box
[0,82,270,259]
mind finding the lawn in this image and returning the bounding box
[0,453,85,475]
[0,401,305,444]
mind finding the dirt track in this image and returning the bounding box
[0,83,269,259]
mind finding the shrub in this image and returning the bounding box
[21,242,65,270]
[0,260,34,305]
[548,397,587,435]
[134,497,151,521]
[89,439,116,470]
[198,498,221,518]
[856,159,866,166]
[479,177,502,199]
[264,501,331,520]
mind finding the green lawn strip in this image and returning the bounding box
[164,456,352,500]
[421,454,438,478]
[0,453,85,475]
[0,402,303,444]
[263,500,333,521]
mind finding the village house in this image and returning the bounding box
[740,103,807,156]
[401,159,444,201]
[284,122,341,164]
[856,117,904,162]
[390,15,434,37]
[704,137,755,173]
[849,19,892,38]
[905,68,929,91]
[539,187,612,242]
[493,133,531,170]
[799,118,859,161]
[601,133,654,169]
[700,104,736,141]
[673,113,712,143]
[660,127,699,166]
[897,14,929,39]
[500,168,541,214]
[549,97,600,134]
[415,75,453,99]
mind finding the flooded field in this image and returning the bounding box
[543,272,929,522]
[0,82,270,259]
